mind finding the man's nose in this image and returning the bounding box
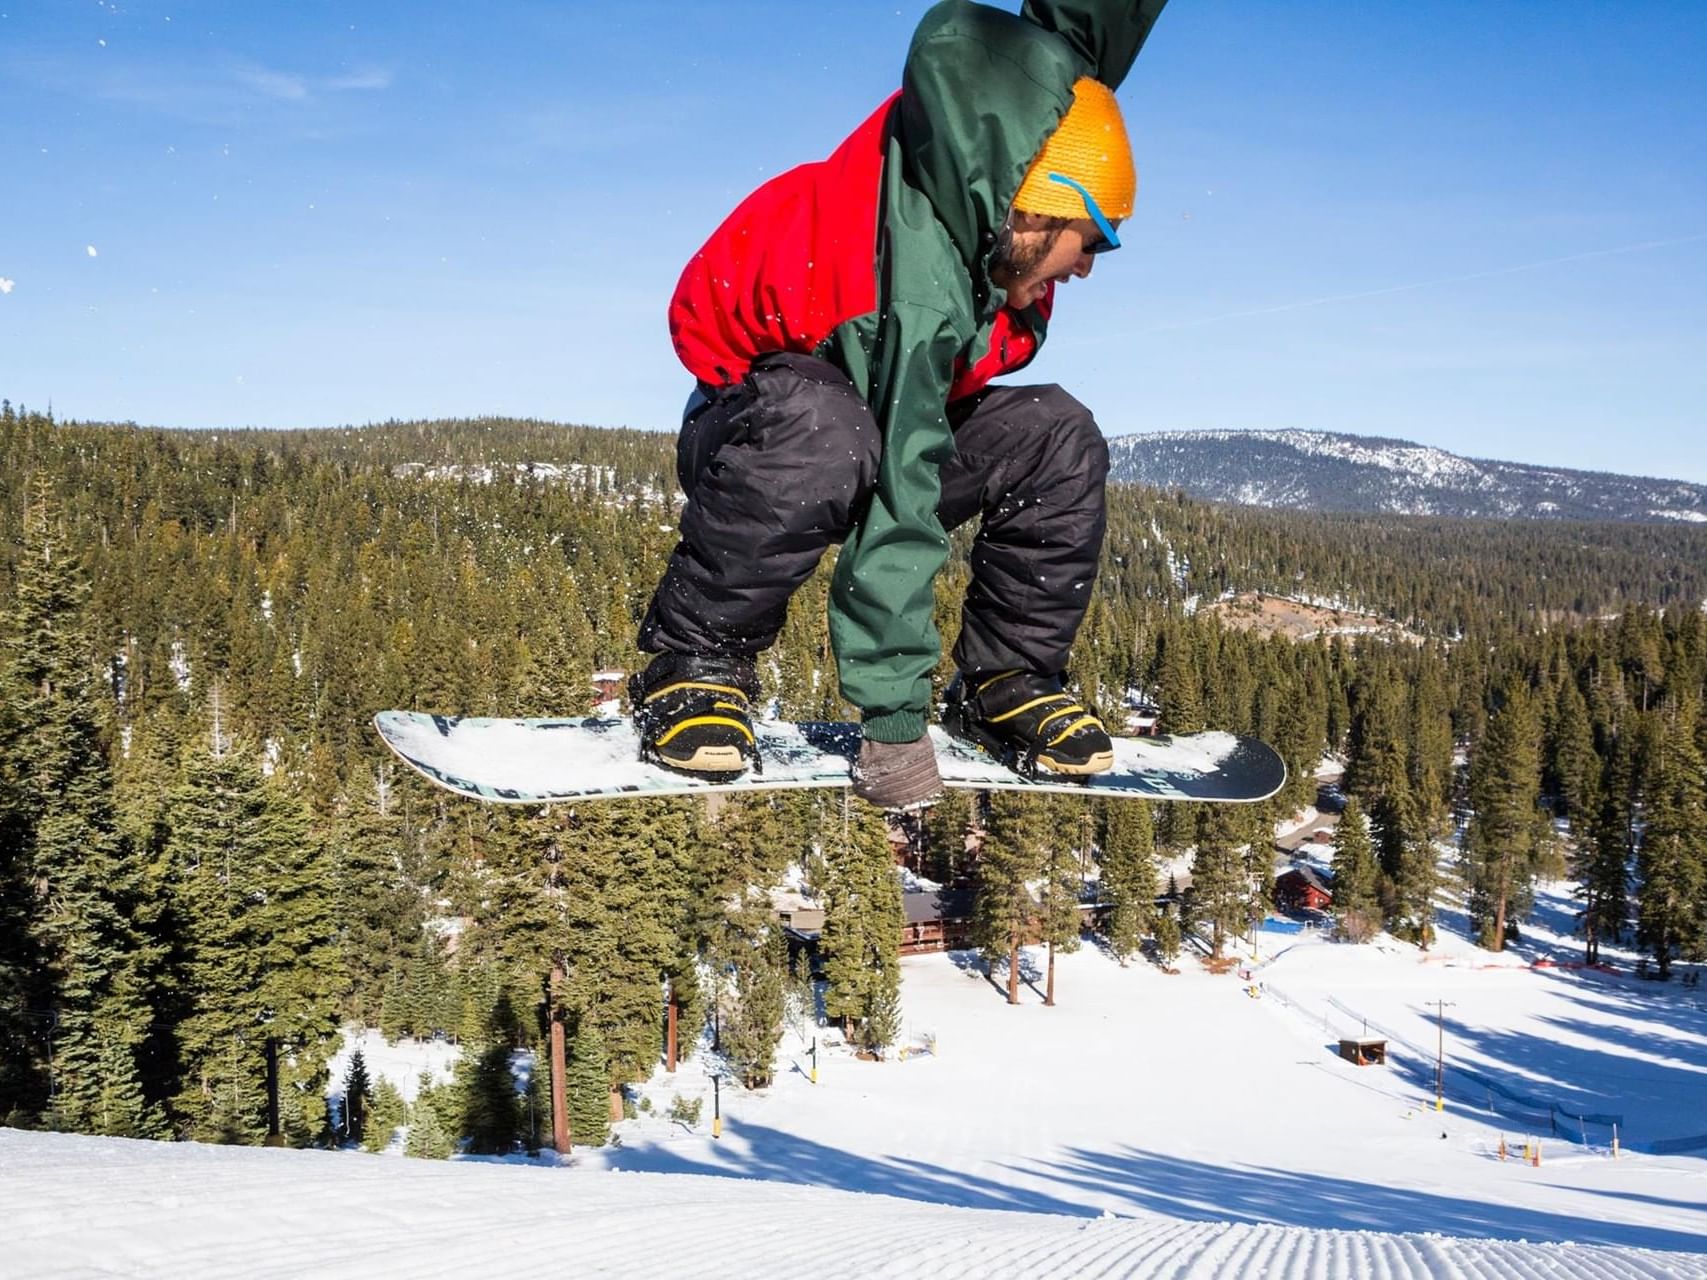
[1073,254,1094,279]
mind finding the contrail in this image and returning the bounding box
[1121,232,1707,336]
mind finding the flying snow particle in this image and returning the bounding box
[0,278,14,294]
[86,245,98,257]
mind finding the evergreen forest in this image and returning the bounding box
[3,403,1705,1152]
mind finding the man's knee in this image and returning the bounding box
[1028,385,1109,492]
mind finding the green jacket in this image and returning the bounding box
[826,0,1169,741]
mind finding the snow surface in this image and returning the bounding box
[8,857,1707,1274]
[9,931,1707,1274]
[7,1127,1701,1278]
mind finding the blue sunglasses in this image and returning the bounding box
[1047,172,1121,254]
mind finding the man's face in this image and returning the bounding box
[990,212,1113,310]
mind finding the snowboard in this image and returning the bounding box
[373,710,1286,806]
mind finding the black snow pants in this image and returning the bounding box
[637,350,1109,679]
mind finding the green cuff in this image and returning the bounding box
[861,708,927,743]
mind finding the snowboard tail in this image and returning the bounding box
[374,711,1286,806]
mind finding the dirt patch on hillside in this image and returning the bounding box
[1201,593,1423,644]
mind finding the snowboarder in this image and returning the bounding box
[632,0,1168,808]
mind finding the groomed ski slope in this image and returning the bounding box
[3,1127,1701,1279]
[9,875,1707,1277]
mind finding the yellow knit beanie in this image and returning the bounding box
[1013,78,1136,221]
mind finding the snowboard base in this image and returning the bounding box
[374,711,1286,806]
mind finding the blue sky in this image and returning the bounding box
[2,1,1704,480]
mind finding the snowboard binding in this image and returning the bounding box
[941,670,1113,782]
[629,652,764,780]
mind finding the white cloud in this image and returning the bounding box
[3,53,393,125]
[327,68,392,92]
[233,61,392,101]
[232,63,309,101]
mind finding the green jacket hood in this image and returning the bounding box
[897,0,1165,293]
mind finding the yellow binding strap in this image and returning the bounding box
[645,681,748,705]
[1046,715,1102,748]
[988,694,1064,724]
[655,715,755,747]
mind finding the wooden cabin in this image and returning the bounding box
[1275,865,1333,914]
[900,887,974,955]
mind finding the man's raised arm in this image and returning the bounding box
[1020,0,1169,89]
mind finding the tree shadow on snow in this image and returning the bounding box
[608,1118,1085,1217]
[1556,1185,1707,1215]
[1026,1146,1707,1253]
[610,1122,1707,1252]
[944,947,1044,1001]
[1435,1003,1707,1144]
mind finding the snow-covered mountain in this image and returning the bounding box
[1107,430,1707,523]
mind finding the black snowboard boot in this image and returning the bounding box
[942,670,1114,778]
[630,652,761,776]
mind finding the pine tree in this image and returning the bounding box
[3,476,158,1135]
[1037,798,1086,1006]
[0,677,44,1121]
[341,1048,372,1143]
[566,1022,610,1148]
[819,799,903,1040]
[333,763,424,1025]
[546,799,691,1102]
[1097,799,1156,964]
[458,1041,520,1154]
[1635,697,1707,979]
[1371,775,1435,946]
[1550,677,1600,824]
[166,740,340,1143]
[394,937,458,1041]
[1578,726,1635,962]
[1156,624,1205,735]
[404,1074,455,1159]
[972,793,1045,1003]
[721,925,787,1088]
[1329,797,1379,942]
[1152,910,1182,966]
[1464,680,1545,951]
[862,979,902,1054]
[1405,650,1457,834]
[1186,807,1247,957]
[516,586,594,718]
[363,1079,406,1153]
[920,786,974,885]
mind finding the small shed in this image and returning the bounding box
[1338,1037,1387,1066]
[771,891,826,936]
[1275,865,1333,914]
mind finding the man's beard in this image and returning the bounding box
[990,221,1063,292]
